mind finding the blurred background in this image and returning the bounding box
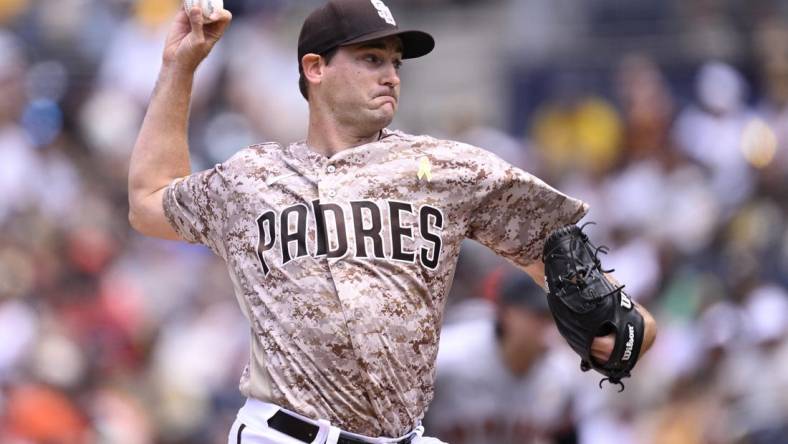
[1,0,788,443]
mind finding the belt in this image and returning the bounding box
[266,410,414,444]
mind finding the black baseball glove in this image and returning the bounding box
[542,224,645,391]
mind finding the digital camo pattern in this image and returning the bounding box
[163,129,588,437]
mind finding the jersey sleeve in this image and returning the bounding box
[162,150,250,259]
[466,149,588,268]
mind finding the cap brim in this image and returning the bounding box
[341,29,435,59]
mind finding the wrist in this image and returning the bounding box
[161,59,198,79]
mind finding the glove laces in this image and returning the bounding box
[558,223,626,301]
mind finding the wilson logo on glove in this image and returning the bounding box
[622,324,635,361]
[620,292,632,310]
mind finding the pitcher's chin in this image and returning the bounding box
[365,108,396,129]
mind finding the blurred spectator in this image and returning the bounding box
[725,285,788,444]
[0,0,30,25]
[614,53,675,163]
[677,0,743,61]
[673,61,756,211]
[225,5,309,144]
[1,383,92,443]
[531,73,624,178]
[753,18,788,180]
[426,272,578,444]
[0,30,38,224]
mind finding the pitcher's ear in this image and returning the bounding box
[302,53,324,86]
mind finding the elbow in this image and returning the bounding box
[128,181,144,233]
[128,209,140,232]
[127,189,179,241]
[127,192,153,236]
[128,205,146,235]
[127,183,160,236]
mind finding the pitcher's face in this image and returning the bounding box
[318,37,403,132]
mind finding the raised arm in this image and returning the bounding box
[128,6,232,239]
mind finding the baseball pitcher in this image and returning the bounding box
[128,1,657,443]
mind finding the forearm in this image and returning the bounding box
[129,63,195,201]
[635,301,657,356]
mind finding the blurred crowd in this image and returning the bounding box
[1,0,787,443]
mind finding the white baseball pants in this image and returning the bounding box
[227,399,446,444]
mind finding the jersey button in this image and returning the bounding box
[326,165,336,173]
[327,190,336,198]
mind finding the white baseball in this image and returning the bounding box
[183,0,224,22]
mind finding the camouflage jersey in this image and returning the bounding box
[163,128,588,437]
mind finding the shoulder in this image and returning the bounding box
[387,130,509,171]
[387,130,486,154]
[215,142,284,175]
[233,141,283,162]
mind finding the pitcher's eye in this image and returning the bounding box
[364,54,382,65]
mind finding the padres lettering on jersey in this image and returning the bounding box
[256,200,443,276]
[162,128,588,437]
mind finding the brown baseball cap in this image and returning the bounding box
[297,0,435,64]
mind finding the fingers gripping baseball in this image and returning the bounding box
[163,6,232,71]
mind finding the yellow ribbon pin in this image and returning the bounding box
[417,156,432,182]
